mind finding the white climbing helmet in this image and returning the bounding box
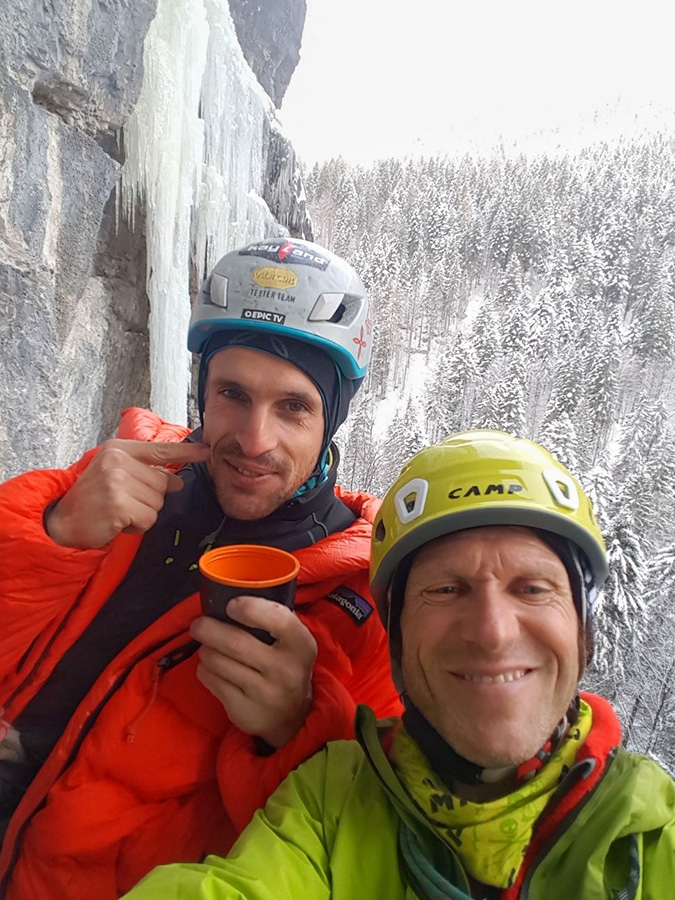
[188,238,372,381]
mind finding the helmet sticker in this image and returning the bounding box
[352,326,368,361]
[248,285,297,303]
[394,477,429,524]
[542,467,579,510]
[241,309,286,325]
[239,240,330,270]
[252,266,298,289]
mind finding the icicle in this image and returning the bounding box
[196,0,280,276]
[121,0,283,424]
[120,0,208,424]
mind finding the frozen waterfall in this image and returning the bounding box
[120,0,283,425]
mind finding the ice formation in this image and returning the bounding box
[121,0,282,424]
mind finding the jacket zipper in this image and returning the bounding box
[518,751,616,898]
[0,633,197,897]
[124,640,200,742]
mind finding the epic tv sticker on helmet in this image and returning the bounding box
[326,587,374,626]
[252,266,298,289]
[240,240,330,270]
[241,308,286,325]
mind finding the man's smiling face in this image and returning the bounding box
[202,346,324,520]
[400,525,580,768]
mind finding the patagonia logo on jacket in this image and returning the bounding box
[326,587,374,626]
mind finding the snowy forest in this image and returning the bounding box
[304,134,675,773]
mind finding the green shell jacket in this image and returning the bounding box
[123,693,675,900]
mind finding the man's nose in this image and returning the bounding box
[457,582,519,650]
[235,406,278,458]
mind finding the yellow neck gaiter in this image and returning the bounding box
[390,700,592,889]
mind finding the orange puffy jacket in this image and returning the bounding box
[0,409,402,900]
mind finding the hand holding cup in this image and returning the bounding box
[194,544,316,747]
[199,544,300,644]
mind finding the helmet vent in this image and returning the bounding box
[329,303,346,323]
[209,273,228,308]
[394,477,429,524]
[374,520,386,543]
[308,292,346,322]
[542,467,579,511]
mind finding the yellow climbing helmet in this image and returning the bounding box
[370,430,609,618]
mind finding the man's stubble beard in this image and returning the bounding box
[207,445,313,522]
[213,475,292,520]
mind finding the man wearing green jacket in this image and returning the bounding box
[123,430,675,899]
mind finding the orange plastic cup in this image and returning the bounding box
[198,545,300,643]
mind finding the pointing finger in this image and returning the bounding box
[105,438,211,467]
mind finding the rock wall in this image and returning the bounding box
[228,0,307,109]
[0,0,309,481]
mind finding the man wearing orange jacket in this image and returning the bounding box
[0,239,401,900]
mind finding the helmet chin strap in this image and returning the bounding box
[402,694,581,790]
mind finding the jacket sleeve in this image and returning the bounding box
[642,787,675,899]
[120,749,338,900]
[0,408,192,691]
[0,451,108,685]
[116,408,192,443]
[215,663,355,832]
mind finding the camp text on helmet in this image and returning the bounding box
[393,465,581,527]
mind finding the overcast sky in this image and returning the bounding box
[280,0,675,164]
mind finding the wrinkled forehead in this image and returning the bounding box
[410,524,565,572]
